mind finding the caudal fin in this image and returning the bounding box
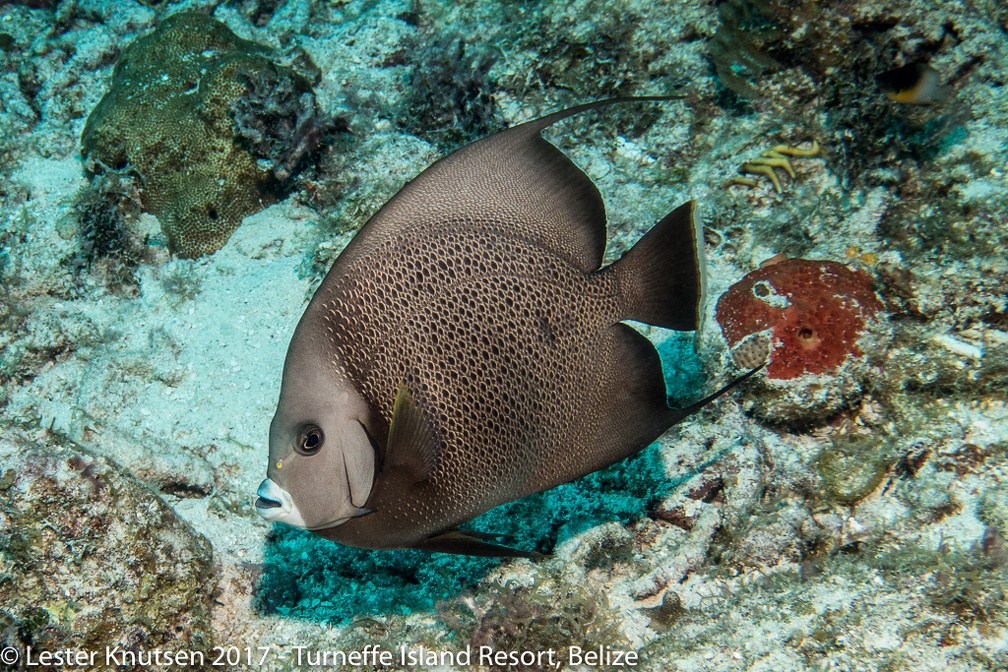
[607,200,706,331]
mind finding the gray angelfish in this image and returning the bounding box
[255,97,755,558]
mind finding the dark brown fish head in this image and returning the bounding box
[255,323,376,530]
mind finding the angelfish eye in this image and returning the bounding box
[294,424,324,456]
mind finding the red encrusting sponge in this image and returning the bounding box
[715,258,883,380]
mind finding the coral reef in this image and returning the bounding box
[978,484,1008,535]
[0,0,1004,670]
[0,431,213,659]
[642,590,685,630]
[80,12,324,258]
[817,430,893,505]
[727,140,821,193]
[715,257,890,423]
[230,59,331,182]
[0,168,85,412]
[708,0,783,101]
[705,0,980,194]
[875,528,1008,625]
[506,0,652,100]
[438,578,628,668]
[721,504,818,570]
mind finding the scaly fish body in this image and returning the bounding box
[313,226,661,551]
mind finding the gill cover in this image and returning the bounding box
[257,417,375,529]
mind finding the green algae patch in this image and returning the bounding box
[81,12,317,258]
[817,432,892,505]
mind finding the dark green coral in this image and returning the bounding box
[81,12,318,258]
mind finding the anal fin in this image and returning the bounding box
[558,323,683,479]
[414,530,550,560]
[597,323,678,437]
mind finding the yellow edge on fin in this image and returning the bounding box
[386,380,441,482]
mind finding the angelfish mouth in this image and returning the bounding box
[254,478,306,527]
[256,496,281,509]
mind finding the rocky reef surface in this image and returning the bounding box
[0,0,1005,670]
[0,432,214,661]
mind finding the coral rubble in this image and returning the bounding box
[0,431,213,657]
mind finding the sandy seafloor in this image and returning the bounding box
[1,0,1007,670]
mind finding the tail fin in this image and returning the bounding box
[607,200,707,331]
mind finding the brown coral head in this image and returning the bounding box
[79,13,319,259]
[715,258,883,380]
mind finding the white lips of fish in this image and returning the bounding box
[255,478,307,527]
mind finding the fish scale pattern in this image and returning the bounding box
[317,224,631,544]
[262,102,706,555]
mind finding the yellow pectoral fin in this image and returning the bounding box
[384,380,441,483]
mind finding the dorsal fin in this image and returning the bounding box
[384,381,440,483]
[354,97,681,273]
